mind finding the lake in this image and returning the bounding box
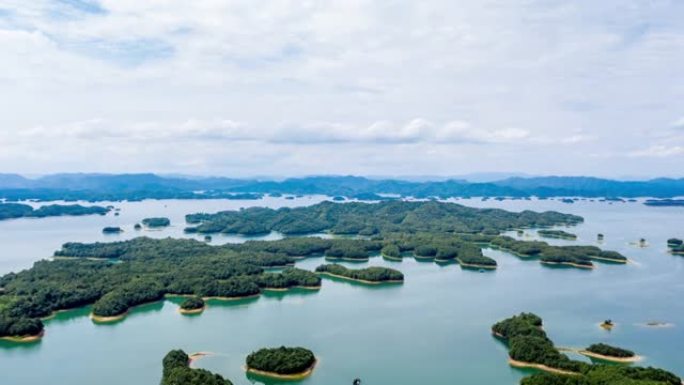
[0,197,682,385]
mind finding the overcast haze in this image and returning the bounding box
[0,0,683,177]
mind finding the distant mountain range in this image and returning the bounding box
[0,173,683,201]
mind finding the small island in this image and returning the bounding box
[162,350,233,385]
[667,238,684,255]
[538,229,577,240]
[134,223,142,230]
[579,343,639,363]
[102,226,123,234]
[667,238,682,247]
[493,313,681,385]
[316,264,404,284]
[600,319,614,330]
[142,217,171,228]
[245,346,316,380]
[179,296,205,315]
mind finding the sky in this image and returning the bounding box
[0,0,683,178]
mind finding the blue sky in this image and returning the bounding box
[0,0,683,177]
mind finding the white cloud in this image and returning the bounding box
[5,118,534,145]
[0,0,683,176]
[672,117,684,129]
[629,145,684,158]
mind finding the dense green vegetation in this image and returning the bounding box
[521,366,681,385]
[258,268,321,289]
[0,203,109,220]
[185,201,583,236]
[381,244,401,259]
[492,313,589,373]
[315,264,404,283]
[585,343,635,358]
[141,217,170,228]
[666,238,681,247]
[491,236,626,267]
[493,314,681,385]
[538,229,577,240]
[0,237,314,336]
[102,227,123,234]
[246,346,316,375]
[0,201,624,338]
[179,296,205,311]
[161,350,232,385]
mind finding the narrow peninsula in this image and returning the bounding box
[162,350,233,385]
[538,229,578,240]
[579,343,640,363]
[179,296,206,315]
[316,264,404,284]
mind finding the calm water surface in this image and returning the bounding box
[0,197,682,385]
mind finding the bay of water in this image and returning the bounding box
[0,197,682,385]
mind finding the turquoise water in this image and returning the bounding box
[0,198,682,385]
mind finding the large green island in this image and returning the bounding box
[0,201,627,342]
[0,203,110,221]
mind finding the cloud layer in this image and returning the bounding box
[0,0,683,176]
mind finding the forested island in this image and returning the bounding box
[142,217,171,228]
[245,346,316,379]
[537,229,577,240]
[184,200,583,235]
[316,264,404,284]
[102,226,123,234]
[162,350,233,385]
[492,313,680,385]
[490,236,627,268]
[0,203,109,221]
[0,201,627,339]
